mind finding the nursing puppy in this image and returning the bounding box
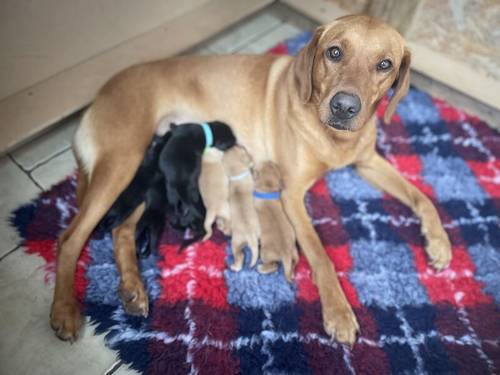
[99,133,169,257]
[101,121,235,255]
[199,148,231,240]
[100,133,170,232]
[135,172,168,257]
[223,145,260,271]
[161,121,236,234]
[253,161,298,282]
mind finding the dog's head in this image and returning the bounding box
[293,15,410,131]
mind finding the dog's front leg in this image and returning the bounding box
[356,152,452,269]
[282,185,359,345]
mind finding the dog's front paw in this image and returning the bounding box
[50,299,82,342]
[119,276,149,317]
[426,233,452,270]
[323,305,360,346]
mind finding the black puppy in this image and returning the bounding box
[100,132,170,231]
[159,121,236,237]
[135,171,168,257]
[100,121,236,256]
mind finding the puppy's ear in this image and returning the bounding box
[252,167,260,181]
[384,47,411,124]
[278,173,286,190]
[240,146,253,168]
[268,162,284,190]
[294,26,324,104]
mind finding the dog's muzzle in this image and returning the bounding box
[328,92,361,131]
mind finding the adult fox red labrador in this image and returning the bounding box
[51,15,452,345]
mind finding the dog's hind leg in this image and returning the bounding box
[50,153,144,341]
[56,153,89,247]
[113,203,149,316]
[74,153,88,208]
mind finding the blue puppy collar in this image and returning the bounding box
[253,190,281,200]
[201,122,213,148]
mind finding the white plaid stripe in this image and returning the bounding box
[185,245,199,374]
[261,309,275,372]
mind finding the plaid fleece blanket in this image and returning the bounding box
[11,32,500,374]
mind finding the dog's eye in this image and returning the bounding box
[377,59,393,71]
[326,46,342,62]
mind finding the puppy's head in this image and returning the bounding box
[223,145,253,173]
[202,148,224,163]
[144,132,171,165]
[210,121,237,150]
[253,161,283,191]
[293,15,411,131]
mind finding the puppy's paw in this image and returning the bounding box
[216,217,231,236]
[50,299,82,342]
[202,229,213,241]
[323,305,359,346]
[230,262,243,272]
[230,244,244,271]
[426,233,452,270]
[119,276,149,317]
[257,262,279,274]
[283,252,298,283]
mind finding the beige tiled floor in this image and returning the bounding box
[0,5,314,375]
[10,113,79,171]
[0,157,40,258]
[0,251,119,375]
[31,149,77,190]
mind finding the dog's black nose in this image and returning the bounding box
[330,92,361,120]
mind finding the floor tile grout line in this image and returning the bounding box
[204,6,285,53]
[0,245,22,262]
[7,154,45,191]
[233,22,288,53]
[20,144,72,173]
[226,21,285,54]
[104,360,123,375]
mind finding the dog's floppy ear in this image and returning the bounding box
[294,26,324,103]
[384,47,411,124]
